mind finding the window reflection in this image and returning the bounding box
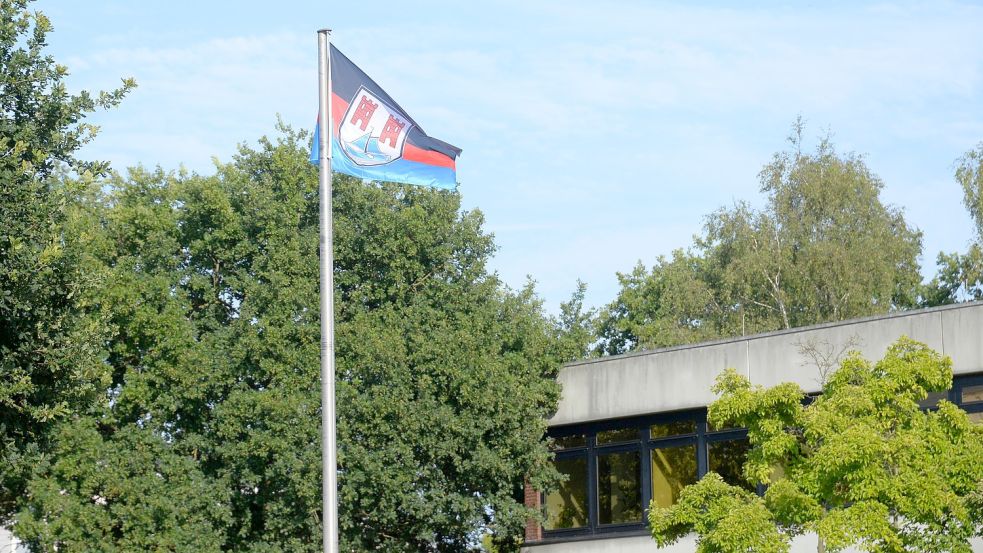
[544,457,588,530]
[597,451,642,524]
[649,420,696,438]
[650,445,697,508]
[919,391,947,410]
[708,439,754,491]
[596,428,638,444]
[707,419,737,432]
[968,411,983,424]
[962,385,983,404]
[552,435,586,449]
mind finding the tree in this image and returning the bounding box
[596,252,723,354]
[15,127,564,552]
[15,419,231,552]
[922,143,983,305]
[551,280,598,363]
[0,0,132,521]
[649,337,983,552]
[598,121,923,354]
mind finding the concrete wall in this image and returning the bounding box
[0,528,24,553]
[550,302,983,427]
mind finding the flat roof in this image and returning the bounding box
[550,301,983,427]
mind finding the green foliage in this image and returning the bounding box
[551,280,598,363]
[596,252,720,354]
[651,337,983,552]
[15,419,231,553]
[0,0,132,522]
[650,473,788,553]
[598,121,922,354]
[922,143,983,305]
[13,127,563,551]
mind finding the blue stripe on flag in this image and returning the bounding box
[310,125,457,191]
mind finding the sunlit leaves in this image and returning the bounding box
[651,338,983,552]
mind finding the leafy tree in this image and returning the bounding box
[551,280,598,363]
[649,337,983,552]
[15,419,231,552]
[15,128,563,552]
[598,122,923,354]
[922,144,983,305]
[0,0,132,521]
[596,252,721,354]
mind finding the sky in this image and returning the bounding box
[36,0,983,313]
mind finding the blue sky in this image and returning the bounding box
[38,0,983,312]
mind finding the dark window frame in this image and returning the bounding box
[543,408,749,538]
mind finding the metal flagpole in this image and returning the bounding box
[316,28,338,553]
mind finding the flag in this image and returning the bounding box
[311,45,461,190]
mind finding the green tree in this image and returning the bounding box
[15,419,231,552]
[599,122,923,354]
[0,0,132,520]
[649,337,983,552]
[551,280,598,363]
[15,128,563,551]
[596,252,721,354]
[923,143,983,305]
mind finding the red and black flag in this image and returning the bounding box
[311,45,461,189]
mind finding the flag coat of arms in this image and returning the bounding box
[311,45,462,190]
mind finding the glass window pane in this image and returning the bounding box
[919,391,947,410]
[968,411,983,425]
[544,457,588,530]
[649,420,696,438]
[707,419,737,432]
[962,385,983,404]
[551,435,586,449]
[708,439,754,492]
[597,428,638,444]
[597,450,642,525]
[650,445,698,509]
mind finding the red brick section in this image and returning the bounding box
[523,478,543,542]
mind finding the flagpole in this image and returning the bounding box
[316,28,338,553]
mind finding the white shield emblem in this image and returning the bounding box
[338,87,413,166]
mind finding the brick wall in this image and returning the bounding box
[523,478,542,542]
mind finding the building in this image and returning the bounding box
[521,302,983,552]
[0,528,24,553]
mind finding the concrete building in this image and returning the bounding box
[522,302,983,552]
[0,528,24,553]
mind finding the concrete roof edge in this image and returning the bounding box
[563,301,983,370]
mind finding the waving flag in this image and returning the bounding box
[311,45,461,190]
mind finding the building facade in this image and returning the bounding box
[522,302,983,552]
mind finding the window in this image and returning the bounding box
[919,391,947,410]
[543,410,749,539]
[955,376,983,425]
[596,428,638,444]
[597,450,642,524]
[708,438,754,492]
[545,433,588,531]
[543,456,588,530]
[961,385,983,404]
[552,435,586,449]
[650,444,697,508]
